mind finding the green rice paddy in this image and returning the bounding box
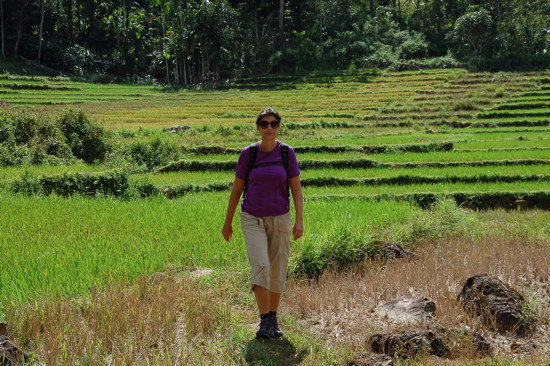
[1,68,549,312]
[0,193,420,304]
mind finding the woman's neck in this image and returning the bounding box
[259,139,277,152]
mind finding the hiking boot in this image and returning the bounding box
[270,316,283,338]
[256,318,272,339]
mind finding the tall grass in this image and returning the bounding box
[0,193,427,308]
[290,199,421,278]
[0,192,242,305]
[290,198,481,278]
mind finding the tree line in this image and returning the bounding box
[2,0,548,84]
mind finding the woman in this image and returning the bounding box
[222,107,304,338]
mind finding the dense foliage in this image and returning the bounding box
[0,109,110,165]
[2,0,548,83]
[0,109,186,170]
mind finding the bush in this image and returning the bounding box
[125,136,180,171]
[390,55,464,71]
[364,43,399,68]
[12,112,39,144]
[422,54,464,69]
[0,114,15,143]
[291,227,373,279]
[0,143,34,166]
[0,109,112,166]
[402,198,476,243]
[54,44,107,76]
[12,170,129,197]
[129,178,161,198]
[29,138,75,165]
[399,32,429,59]
[290,240,326,279]
[0,113,87,166]
[58,109,111,164]
[29,118,76,165]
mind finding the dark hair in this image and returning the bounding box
[256,107,281,129]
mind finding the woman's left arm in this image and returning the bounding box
[289,176,304,240]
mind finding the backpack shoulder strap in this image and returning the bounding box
[249,143,258,168]
[279,143,290,197]
[279,143,289,174]
[243,143,257,195]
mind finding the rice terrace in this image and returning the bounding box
[0,68,549,365]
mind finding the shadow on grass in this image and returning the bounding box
[244,337,308,365]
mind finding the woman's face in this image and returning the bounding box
[257,115,280,141]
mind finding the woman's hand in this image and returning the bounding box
[222,223,233,242]
[292,220,304,241]
[222,177,244,242]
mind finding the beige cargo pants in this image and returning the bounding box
[240,211,292,293]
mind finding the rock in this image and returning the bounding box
[349,352,394,366]
[446,328,492,356]
[457,273,536,335]
[149,272,166,285]
[511,340,537,354]
[164,125,190,134]
[470,331,492,355]
[377,297,436,322]
[370,331,450,358]
[384,242,414,259]
[441,142,453,151]
[373,241,415,260]
[0,335,29,366]
[189,268,213,278]
[369,326,491,359]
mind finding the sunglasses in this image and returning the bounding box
[259,120,280,129]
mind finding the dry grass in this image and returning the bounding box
[6,272,237,365]
[3,217,549,365]
[283,236,550,364]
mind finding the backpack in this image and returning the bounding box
[244,142,290,197]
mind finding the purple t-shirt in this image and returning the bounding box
[236,141,300,217]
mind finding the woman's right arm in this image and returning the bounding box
[222,177,245,242]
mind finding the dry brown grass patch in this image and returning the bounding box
[6,273,233,365]
[283,236,549,363]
